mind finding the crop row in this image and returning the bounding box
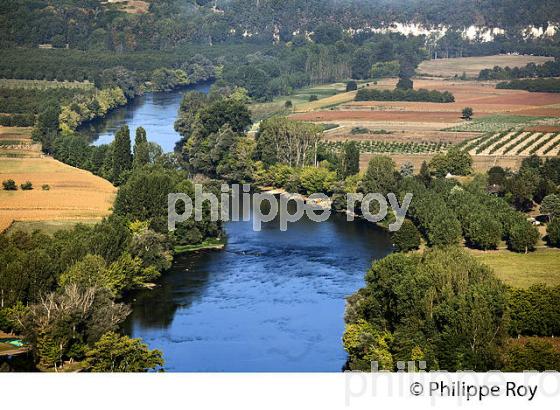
[323,140,451,154]
[461,131,560,156]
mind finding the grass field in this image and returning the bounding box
[417,55,555,78]
[471,248,560,288]
[250,82,351,121]
[0,131,116,232]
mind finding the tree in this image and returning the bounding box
[547,218,560,248]
[396,77,413,90]
[541,194,560,221]
[418,161,432,186]
[507,218,540,253]
[361,156,398,196]
[59,254,109,290]
[133,127,150,169]
[430,148,472,177]
[339,141,360,179]
[299,166,336,195]
[507,168,540,211]
[256,117,322,167]
[346,81,358,92]
[112,125,132,184]
[2,179,17,190]
[392,220,421,252]
[427,212,462,246]
[21,285,130,369]
[400,162,414,177]
[313,23,343,44]
[488,166,506,187]
[85,332,163,372]
[464,210,502,250]
[462,107,474,120]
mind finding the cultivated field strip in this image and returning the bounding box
[501,132,532,155]
[323,140,451,155]
[462,131,560,157]
[535,134,560,155]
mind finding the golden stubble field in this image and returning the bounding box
[417,55,555,78]
[0,135,116,232]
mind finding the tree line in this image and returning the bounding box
[355,88,456,103]
[496,78,560,93]
[479,59,560,81]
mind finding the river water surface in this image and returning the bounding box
[85,86,394,372]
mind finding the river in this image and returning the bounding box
[83,86,394,372]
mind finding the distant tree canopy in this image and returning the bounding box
[355,88,455,103]
[496,78,560,93]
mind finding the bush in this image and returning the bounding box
[20,181,33,190]
[308,94,318,102]
[2,179,17,190]
[42,184,50,191]
[284,100,293,109]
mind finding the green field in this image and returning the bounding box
[250,82,355,121]
[472,248,560,288]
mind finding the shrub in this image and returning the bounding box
[284,100,293,109]
[42,184,50,191]
[308,94,318,102]
[2,179,17,190]
[20,181,33,190]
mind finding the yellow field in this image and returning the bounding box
[417,55,555,78]
[0,134,116,232]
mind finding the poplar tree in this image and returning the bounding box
[112,125,132,183]
[133,127,150,169]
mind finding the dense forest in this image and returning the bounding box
[1,0,559,51]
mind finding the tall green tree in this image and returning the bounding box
[339,141,360,179]
[112,125,132,184]
[133,127,150,169]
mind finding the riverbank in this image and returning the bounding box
[174,237,226,254]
